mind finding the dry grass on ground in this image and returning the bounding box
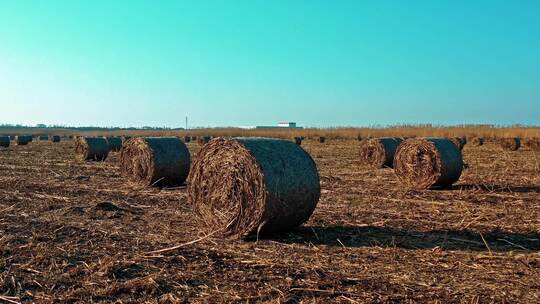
[0,139,539,303]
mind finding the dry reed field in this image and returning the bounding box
[0,136,539,303]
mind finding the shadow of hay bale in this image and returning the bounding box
[273,226,540,252]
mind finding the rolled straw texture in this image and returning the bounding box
[120,137,190,187]
[188,137,320,238]
[394,138,463,190]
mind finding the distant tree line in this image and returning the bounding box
[0,124,184,131]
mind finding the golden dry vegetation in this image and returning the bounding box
[0,136,538,303]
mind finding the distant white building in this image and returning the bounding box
[256,122,302,129]
[277,122,297,128]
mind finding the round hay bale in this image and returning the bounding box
[51,135,61,143]
[294,137,302,145]
[120,137,190,187]
[188,137,320,238]
[524,138,540,151]
[15,135,32,145]
[106,137,123,152]
[9,135,15,140]
[449,137,465,151]
[0,136,10,148]
[184,136,191,143]
[359,137,403,169]
[500,138,521,151]
[318,136,326,143]
[39,135,49,141]
[191,136,198,141]
[470,137,484,147]
[75,137,109,161]
[394,138,463,190]
[198,136,211,145]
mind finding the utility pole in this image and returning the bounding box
[185,116,188,130]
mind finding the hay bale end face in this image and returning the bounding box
[15,135,33,145]
[120,137,191,187]
[0,136,10,148]
[75,137,109,161]
[359,137,403,169]
[500,138,521,151]
[470,137,484,147]
[394,138,463,190]
[106,137,123,152]
[188,137,321,238]
[51,135,61,143]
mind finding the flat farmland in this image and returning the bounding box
[0,139,538,303]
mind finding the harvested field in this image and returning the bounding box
[0,139,539,303]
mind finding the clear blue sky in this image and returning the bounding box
[1,0,539,128]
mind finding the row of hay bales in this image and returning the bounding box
[358,136,533,191]
[0,135,63,148]
[75,136,320,238]
[74,136,126,161]
[72,133,540,238]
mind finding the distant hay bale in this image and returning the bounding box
[394,138,463,190]
[0,136,10,148]
[524,138,540,151]
[319,136,326,143]
[357,135,363,141]
[106,137,123,152]
[15,135,32,146]
[191,136,198,141]
[184,136,191,143]
[294,137,302,145]
[188,137,320,238]
[51,135,61,143]
[198,136,211,145]
[39,135,49,141]
[449,137,466,151]
[500,138,521,151]
[120,137,191,187]
[470,137,484,147]
[75,137,109,161]
[9,135,15,140]
[359,137,403,168]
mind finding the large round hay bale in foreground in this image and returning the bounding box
[500,138,521,151]
[51,135,61,143]
[394,138,463,190]
[0,136,10,148]
[15,135,32,145]
[359,137,403,168]
[75,137,109,161]
[106,137,123,152]
[188,137,321,238]
[120,137,191,187]
[470,137,484,147]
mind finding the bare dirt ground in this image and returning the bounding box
[0,139,538,303]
